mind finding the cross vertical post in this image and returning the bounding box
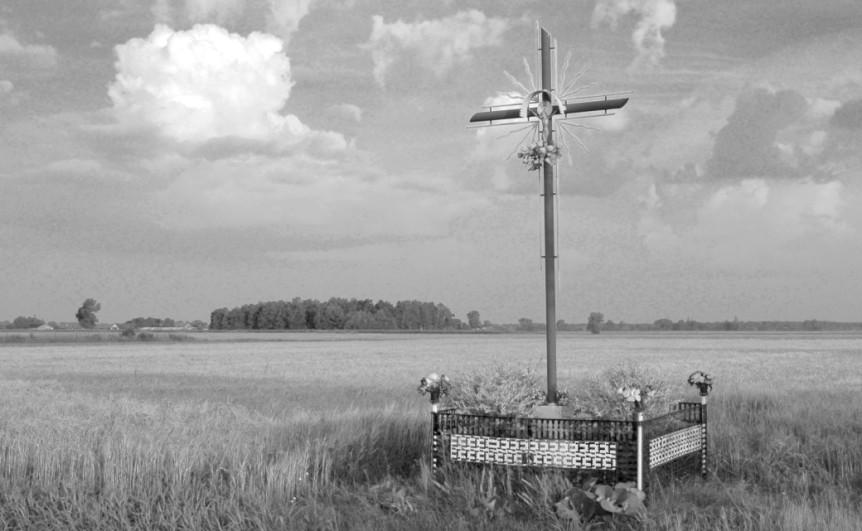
[539,28,557,404]
[467,24,629,410]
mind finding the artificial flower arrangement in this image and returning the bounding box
[687,371,713,396]
[615,384,657,412]
[417,372,450,407]
[517,142,561,171]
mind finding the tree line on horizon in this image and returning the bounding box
[3,297,860,333]
[516,315,862,333]
[208,298,467,331]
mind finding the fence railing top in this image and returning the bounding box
[436,410,635,425]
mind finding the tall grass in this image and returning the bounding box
[0,332,197,344]
[0,335,860,529]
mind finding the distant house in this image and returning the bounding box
[35,324,54,331]
[109,324,120,331]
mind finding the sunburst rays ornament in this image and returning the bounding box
[498,54,601,168]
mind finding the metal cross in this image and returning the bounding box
[468,26,629,404]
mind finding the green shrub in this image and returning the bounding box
[572,362,677,419]
[167,334,195,342]
[442,362,678,419]
[444,364,551,416]
[136,332,156,341]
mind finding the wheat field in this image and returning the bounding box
[0,332,859,529]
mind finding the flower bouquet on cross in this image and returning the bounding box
[517,142,561,171]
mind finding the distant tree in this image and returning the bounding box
[286,298,307,329]
[209,308,228,330]
[802,319,821,331]
[75,299,101,329]
[723,317,740,331]
[11,316,45,329]
[654,318,674,330]
[467,310,482,329]
[517,318,534,332]
[587,312,604,334]
[319,300,347,329]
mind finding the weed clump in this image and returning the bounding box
[574,362,677,419]
[445,364,549,416]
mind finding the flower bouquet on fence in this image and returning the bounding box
[687,371,713,396]
[417,373,450,410]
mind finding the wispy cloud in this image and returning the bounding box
[0,29,58,70]
[185,0,245,24]
[149,0,317,43]
[267,0,316,43]
[364,10,510,87]
[325,103,362,122]
[151,0,244,25]
[591,0,677,71]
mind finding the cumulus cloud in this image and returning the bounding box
[0,30,58,70]
[91,23,482,242]
[108,24,316,145]
[591,0,677,70]
[364,10,510,86]
[0,80,12,95]
[707,88,808,179]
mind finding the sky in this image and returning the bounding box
[2,0,862,325]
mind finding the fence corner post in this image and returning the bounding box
[700,393,709,480]
[431,403,440,470]
[635,410,645,491]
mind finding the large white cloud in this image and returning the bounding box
[364,10,510,87]
[97,23,484,241]
[108,24,312,144]
[591,0,677,71]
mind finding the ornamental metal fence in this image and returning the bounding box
[430,396,708,491]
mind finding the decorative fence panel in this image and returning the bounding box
[432,398,708,490]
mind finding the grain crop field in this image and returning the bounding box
[0,332,860,530]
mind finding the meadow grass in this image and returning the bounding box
[0,332,859,529]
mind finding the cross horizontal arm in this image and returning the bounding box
[468,96,628,124]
